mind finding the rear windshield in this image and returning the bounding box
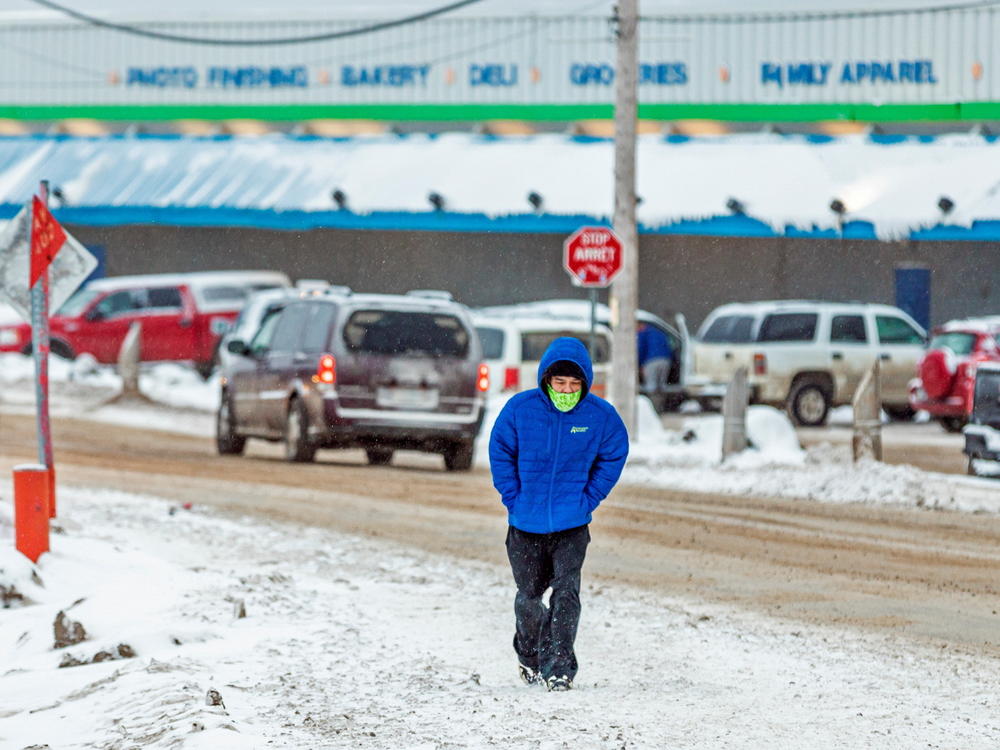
[757,313,818,342]
[521,332,611,364]
[476,327,505,359]
[344,310,470,357]
[700,315,755,343]
[930,332,976,356]
[974,371,1000,424]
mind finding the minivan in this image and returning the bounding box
[217,289,486,470]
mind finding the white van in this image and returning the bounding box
[472,313,613,399]
[476,299,690,409]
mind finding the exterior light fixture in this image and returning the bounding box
[938,196,955,214]
[331,189,347,210]
[726,197,745,214]
[428,192,446,211]
[829,198,847,216]
[527,191,543,212]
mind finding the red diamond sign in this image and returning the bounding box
[563,226,623,288]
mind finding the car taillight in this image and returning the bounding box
[753,352,767,376]
[317,354,337,384]
[477,363,490,392]
[503,366,520,391]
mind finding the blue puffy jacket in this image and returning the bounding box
[488,337,630,534]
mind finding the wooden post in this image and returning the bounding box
[609,0,639,436]
[852,361,883,462]
[722,367,750,461]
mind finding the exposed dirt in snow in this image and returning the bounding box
[2,413,999,657]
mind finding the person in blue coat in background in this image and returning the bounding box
[637,321,673,395]
[489,337,629,691]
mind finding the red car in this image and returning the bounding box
[909,318,1000,432]
[0,270,290,375]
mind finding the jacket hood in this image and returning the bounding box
[537,336,594,390]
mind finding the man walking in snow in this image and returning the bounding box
[489,337,629,691]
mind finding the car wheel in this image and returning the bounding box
[443,440,474,472]
[20,339,75,360]
[788,380,830,427]
[284,398,316,463]
[216,394,247,456]
[365,447,393,466]
[883,404,916,422]
[940,416,967,433]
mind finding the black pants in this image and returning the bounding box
[505,523,590,681]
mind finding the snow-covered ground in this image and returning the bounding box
[0,353,217,436]
[2,485,999,749]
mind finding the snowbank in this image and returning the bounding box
[0,353,219,434]
[1,485,998,749]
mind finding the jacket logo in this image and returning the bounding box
[570,426,589,434]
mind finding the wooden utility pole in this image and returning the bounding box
[610,0,639,436]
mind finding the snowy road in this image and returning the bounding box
[2,413,998,655]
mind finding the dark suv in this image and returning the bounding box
[217,289,487,470]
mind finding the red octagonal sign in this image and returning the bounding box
[563,226,623,288]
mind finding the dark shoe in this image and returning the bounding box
[518,663,541,685]
[545,675,573,692]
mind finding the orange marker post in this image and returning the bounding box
[13,464,50,563]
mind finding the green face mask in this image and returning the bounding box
[546,384,582,412]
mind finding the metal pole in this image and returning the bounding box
[30,180,53,470]
[610,0,639,435]
[588,287,598,359]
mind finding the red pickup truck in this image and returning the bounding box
[0,270,290,374]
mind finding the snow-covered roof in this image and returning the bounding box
[471,312,613,335]
[3,133,1000,240]
[86,270,291,291]
[476,299,673,332]
[937,317,1000,333]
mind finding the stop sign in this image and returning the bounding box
[563,226,623,287]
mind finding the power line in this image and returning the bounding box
[25,0,486,46]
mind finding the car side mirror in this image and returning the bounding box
[226,339,250,356]
[85,307,104,322]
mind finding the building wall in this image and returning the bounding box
[3,8,1000,121]
[67,223,997,331]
